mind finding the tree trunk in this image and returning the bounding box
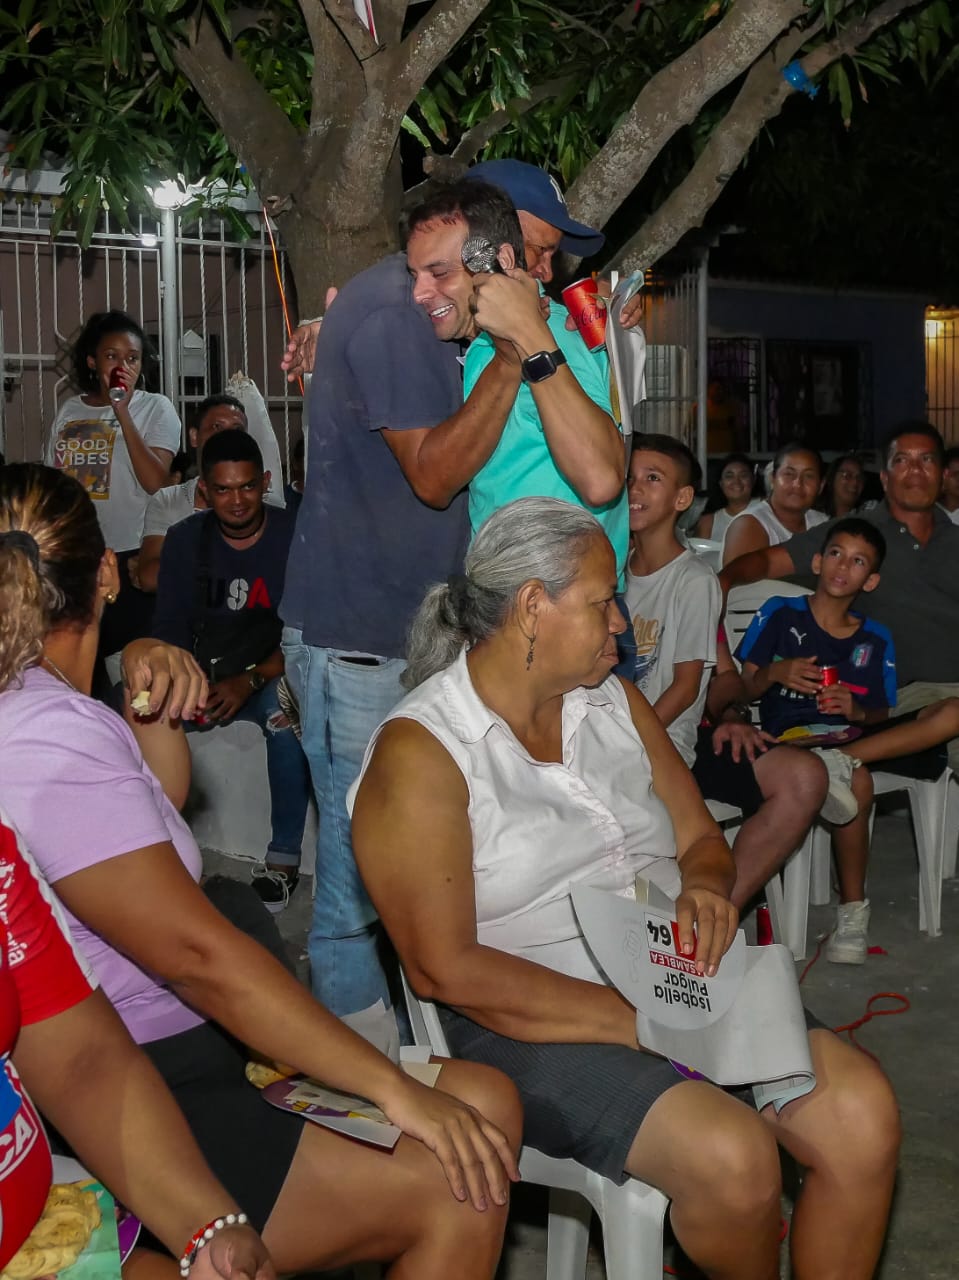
[278,190,400,315]
[271,125,406,314]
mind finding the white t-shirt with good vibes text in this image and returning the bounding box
[47,391,181,551]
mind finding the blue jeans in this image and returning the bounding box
[189,676,312,869]
[281,628,405,1016]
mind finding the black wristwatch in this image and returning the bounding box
[247,670,267,693]
[721,701,753,724]
[521,348,567,383]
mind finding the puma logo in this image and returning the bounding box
[789,627,806,645]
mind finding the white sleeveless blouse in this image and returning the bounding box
[352,648,681,986]
[723,499,827,554]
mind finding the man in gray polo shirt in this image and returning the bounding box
[721,421,959,770]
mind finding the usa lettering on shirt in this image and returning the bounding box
[203,576,274,612]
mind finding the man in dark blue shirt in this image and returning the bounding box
[153,429,312,912]
[279,162,609,1032]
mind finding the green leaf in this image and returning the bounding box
[830,61,853,127]
[416,86,448,143]
[401,114,431,149]
[79,197,101,247]
[204,0,231,42]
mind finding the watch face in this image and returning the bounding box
[522,349,567,383]
[524,351,556,381]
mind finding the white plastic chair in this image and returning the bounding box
[808,767,955,938]
[706,798,816,959]
[400,973,669,1280]
[944,773,959,880]
[686,537,723,571]
[725,579,812,659]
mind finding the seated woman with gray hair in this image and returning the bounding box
[351,496,900,1280]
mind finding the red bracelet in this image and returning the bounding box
[179,1213,249,1277]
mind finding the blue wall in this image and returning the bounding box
[709,282,927,444]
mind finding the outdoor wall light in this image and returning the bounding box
[149,179,194,210]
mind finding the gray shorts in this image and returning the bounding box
[440,1007,751,1184]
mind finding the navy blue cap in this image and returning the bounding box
[466,159,605,257]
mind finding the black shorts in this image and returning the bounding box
[691,724,769,819]
[858,709,949,781]
[142,1021,304,1232]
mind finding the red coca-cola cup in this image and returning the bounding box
[820,665,840,687]
[561,277,607,351]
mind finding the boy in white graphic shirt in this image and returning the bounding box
[623,435,720,766]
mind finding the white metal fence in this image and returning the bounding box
[0,175,302,468]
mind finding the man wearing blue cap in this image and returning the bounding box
[279,162,609,1041]
[404,176,626,560]
[465,158,605,281]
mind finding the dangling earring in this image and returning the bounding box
[525,634,536,671]
[105,591,118,605]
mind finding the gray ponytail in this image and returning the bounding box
[403,497,603,690]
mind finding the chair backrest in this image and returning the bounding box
[401,970,452,1056]
[686,537,723,572]
[725,579,811,664]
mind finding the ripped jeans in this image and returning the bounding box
[191,675,313,868]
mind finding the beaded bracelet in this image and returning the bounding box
[179,1213,249,1277]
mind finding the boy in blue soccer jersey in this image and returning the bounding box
[737,517,959,961]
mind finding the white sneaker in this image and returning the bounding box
[811,747,860,825]
[826,899,871,964]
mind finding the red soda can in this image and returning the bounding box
[108,367,127,404]
[820,665,840,687]
[561,277,607,351]
[756,902,773,946]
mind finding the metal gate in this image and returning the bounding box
[636,259,703,465]
[0,168,301,468]
[926,307,959,445]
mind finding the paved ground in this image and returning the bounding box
[204,797,959,1278]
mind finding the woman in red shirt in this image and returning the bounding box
[0,812,272,1280]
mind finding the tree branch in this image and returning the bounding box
[299,0,365,128]
[449,74,576,164]
[397,75,576,206]
[172,13,303,203]
[616,0,923,272]
[320,0,380,60]
[371,0,410,46]
[393,0,491,102]
[118,70,159,116]
[566,0,810,230]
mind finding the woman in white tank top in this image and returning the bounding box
[722,443,828,566]
[694,452,762,543]
[351,497,899,1280]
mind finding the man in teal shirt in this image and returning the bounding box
[463,299,628,582]
[405,178,628,576]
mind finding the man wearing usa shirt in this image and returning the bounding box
[152,428,312,912]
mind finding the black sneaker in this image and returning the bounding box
[251,864,300,914]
